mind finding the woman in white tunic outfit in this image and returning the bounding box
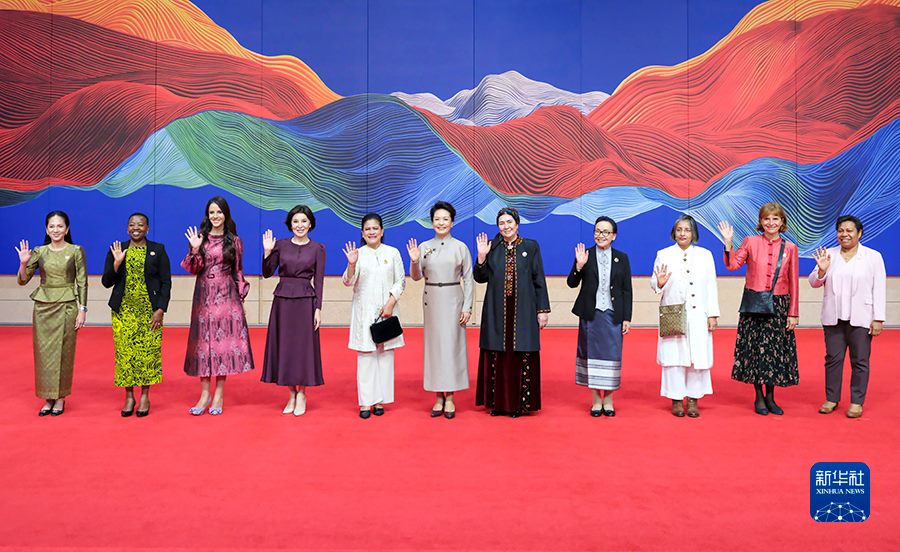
[651,215,720,417]
[408,201,474,419]
[343,213,406,419]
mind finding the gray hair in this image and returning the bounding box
[671,214,699,244]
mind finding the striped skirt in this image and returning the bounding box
[576,309,622,390]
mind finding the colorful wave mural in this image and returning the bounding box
[0,0,898,272]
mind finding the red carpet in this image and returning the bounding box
[1,327,897,550]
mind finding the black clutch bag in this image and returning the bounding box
[738,240,786,315]
[370,315,403,344]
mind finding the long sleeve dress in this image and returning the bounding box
[19,244,87,399]
[409,235,474,392]
[474,236,550,414]
[261,238,325,387]
[181,234,254,377]
[651,244,719,399]
[724,234,799,387]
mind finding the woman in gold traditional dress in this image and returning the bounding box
[16,211,87,416]
[102,213,172,417]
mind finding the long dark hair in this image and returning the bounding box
[43,210,74,245]
[199,196,238,267]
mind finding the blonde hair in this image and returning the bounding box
[756,202,789,233]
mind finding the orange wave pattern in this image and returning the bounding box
[2,0,340,109]
[614,0,900,94]
[426,3,898,198]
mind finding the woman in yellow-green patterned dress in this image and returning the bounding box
[102,213,172,417]
[16,210,88,417]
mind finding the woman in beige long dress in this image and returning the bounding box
[407,201,474,419]
[16,210,88,416]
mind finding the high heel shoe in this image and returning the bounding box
[754,399,769,416]
[208,405,223,416]
[189,398,211,416]
[50,401,65,416]
[431,400,444,418]
[38,401,53,417]
[282,399,296,415]
[293,393,307,417]
[121,399,136,417]
[135,407,150,418]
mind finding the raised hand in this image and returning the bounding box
[717,221,734,249]
[407,238,420,263]
[574,243,589,270]
[184,226,203,251]
[654,263,671,288]
[15,239,32,265]
[813,246,831,274]
[342,241,358,264]
[476,232,491,258]
[110,240,126,264]
[262,229,276,255]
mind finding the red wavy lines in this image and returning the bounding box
[0,9,332,189]
[433,5,898,199]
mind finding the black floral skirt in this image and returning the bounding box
[731,294,799,387]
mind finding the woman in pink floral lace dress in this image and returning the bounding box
[181,196,254,415]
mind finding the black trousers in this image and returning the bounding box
[824,320,872,405]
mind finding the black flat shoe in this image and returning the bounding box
[359,410,371,419]
[373,406,385,416]
[431,409,443,418]
[135,408,150,418]
[38,408,52,417]
[444,410,456,419]
[50,406,65,417]
[602,408,615,417]
[764,399,784,416]
[510,410,522,418]
[590,409,602,417]
[490,410,504,416]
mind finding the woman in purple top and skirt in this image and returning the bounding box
[181,196,254,416]
[261,204,326,416]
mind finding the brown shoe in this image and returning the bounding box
[818,401,838,414]
[686,398,700,418]
[671,399,685,417]
[846,404,863,418]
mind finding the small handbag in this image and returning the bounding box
[370,315,403,344]
[739,240,786,315]
[659,303,687,337]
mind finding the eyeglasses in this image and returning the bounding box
[594,230,614,237]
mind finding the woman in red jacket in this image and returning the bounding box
[719,202,799,416]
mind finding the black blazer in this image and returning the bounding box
[567,246,632,323]
[474,235,550,352]
[102,240,172,313]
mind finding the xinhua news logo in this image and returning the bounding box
[810,462,870,522]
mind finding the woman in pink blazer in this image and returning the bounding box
[719,202,799,416]
[810,215,886,418]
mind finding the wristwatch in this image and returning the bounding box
[79,305,88,313]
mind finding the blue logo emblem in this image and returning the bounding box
[810,462,870,522]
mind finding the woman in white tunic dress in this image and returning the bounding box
[343,213,406,419]
[651,215,720,417]
[408,201,474,419]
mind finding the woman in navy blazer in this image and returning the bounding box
[102,213,171,416]
[567,216,633,416]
